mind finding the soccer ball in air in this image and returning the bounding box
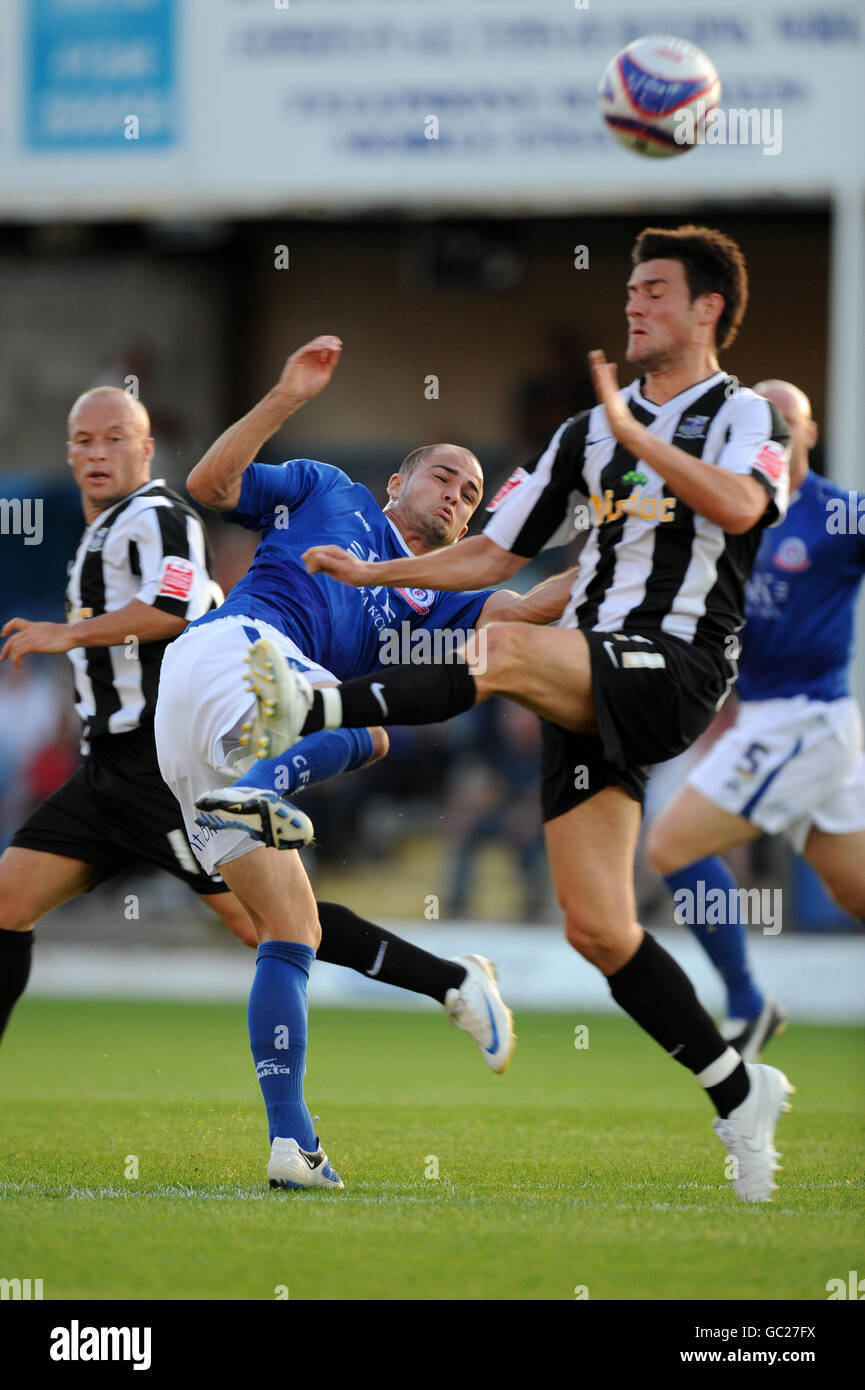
[598,35,721,158]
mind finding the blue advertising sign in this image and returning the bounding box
[26,0,176,149]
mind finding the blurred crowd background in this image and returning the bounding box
[1,0,862,939]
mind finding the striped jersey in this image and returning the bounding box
[65,478,221,739]
[484,373,790,654]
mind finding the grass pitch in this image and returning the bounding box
[1,1000,862,1301]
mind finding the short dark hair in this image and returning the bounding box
[631,224,749,350]
[397,445,439,478]
[397,443,480,479]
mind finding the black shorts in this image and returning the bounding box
[540,629,731,823]
[11,725,228,896]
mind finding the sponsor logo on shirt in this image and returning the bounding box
[674,414,710,439]
[591,489,676,525]
[354,510,372,533]
[348,541,398,629]
[395,587,436,614]
[87,528,108,553]
[772,536,811,572]
[158,557,195,599]
[745,570,789,617]
[753,441,787,483]
[486,467,529,512]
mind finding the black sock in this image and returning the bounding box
[301,662,478,736]
[315,901,466,1004]
[607,931,749,1118]
[0,929,34,1043]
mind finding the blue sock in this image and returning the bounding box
[664,857,764,1021]
[248,940,317,1148]
[237,728,375,796]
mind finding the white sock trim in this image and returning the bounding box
[696,1047,742,1089]
[320,686,343,729]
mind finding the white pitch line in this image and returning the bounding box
[0,1178,857,1219]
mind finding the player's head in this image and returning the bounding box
[385,444,483,549]
[753,379,817,489]
[67,387,154,513]
[627,225,749,371]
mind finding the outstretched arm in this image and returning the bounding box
[187,335,343,511]
[589,350,772,534]
[1,601,186,669]
[303,533,526,592]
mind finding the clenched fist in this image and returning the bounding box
[302,545,373,587]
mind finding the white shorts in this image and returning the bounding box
[687,695,865,854]
[155,615,336,874]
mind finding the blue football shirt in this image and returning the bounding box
[190,460,493,680]
[738,472,865,702]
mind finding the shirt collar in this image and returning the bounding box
[83,478,164,536]
[632,371,727,414]
[384,512,415,557]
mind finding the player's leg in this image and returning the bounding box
[647,786,770,1037]
[648,783,762,873]
[238,727,388,795]
[802,827,865,921]
[195,727,387,846]
[195,888,514,1070]
[198,889,258,948]
[156,621,315,857]
[796,739,865,921]
[313,901,514,1072]
[470,623,596,731]
[167,625,516,1069]
[0,847,95,1042]
[545,785,750,1097]
[156,623,347,1187]
[0,846,95,929]
[315,900,460,997]
[540,712,791,1204]
[159,625,514,1070]
[656,698,865,1052]
[193,632,387,843]
[216,845,319,947]
[0,758,123,1046]
[242,623,596,751]
[215,844,342,1188]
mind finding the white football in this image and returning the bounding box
[598,35,721,158]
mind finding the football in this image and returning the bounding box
[598,35,721,158]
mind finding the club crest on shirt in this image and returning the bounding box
[396,587,436,614]
[772,536,811,572]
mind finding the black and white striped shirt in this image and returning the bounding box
[66,479,222,739]
[485,374,790,653]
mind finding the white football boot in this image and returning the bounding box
[267,1136,344,1191]
[713,1062,794,1203]
[444,954,516,1074]
[195,787,313,850]
[240,638,315,761]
